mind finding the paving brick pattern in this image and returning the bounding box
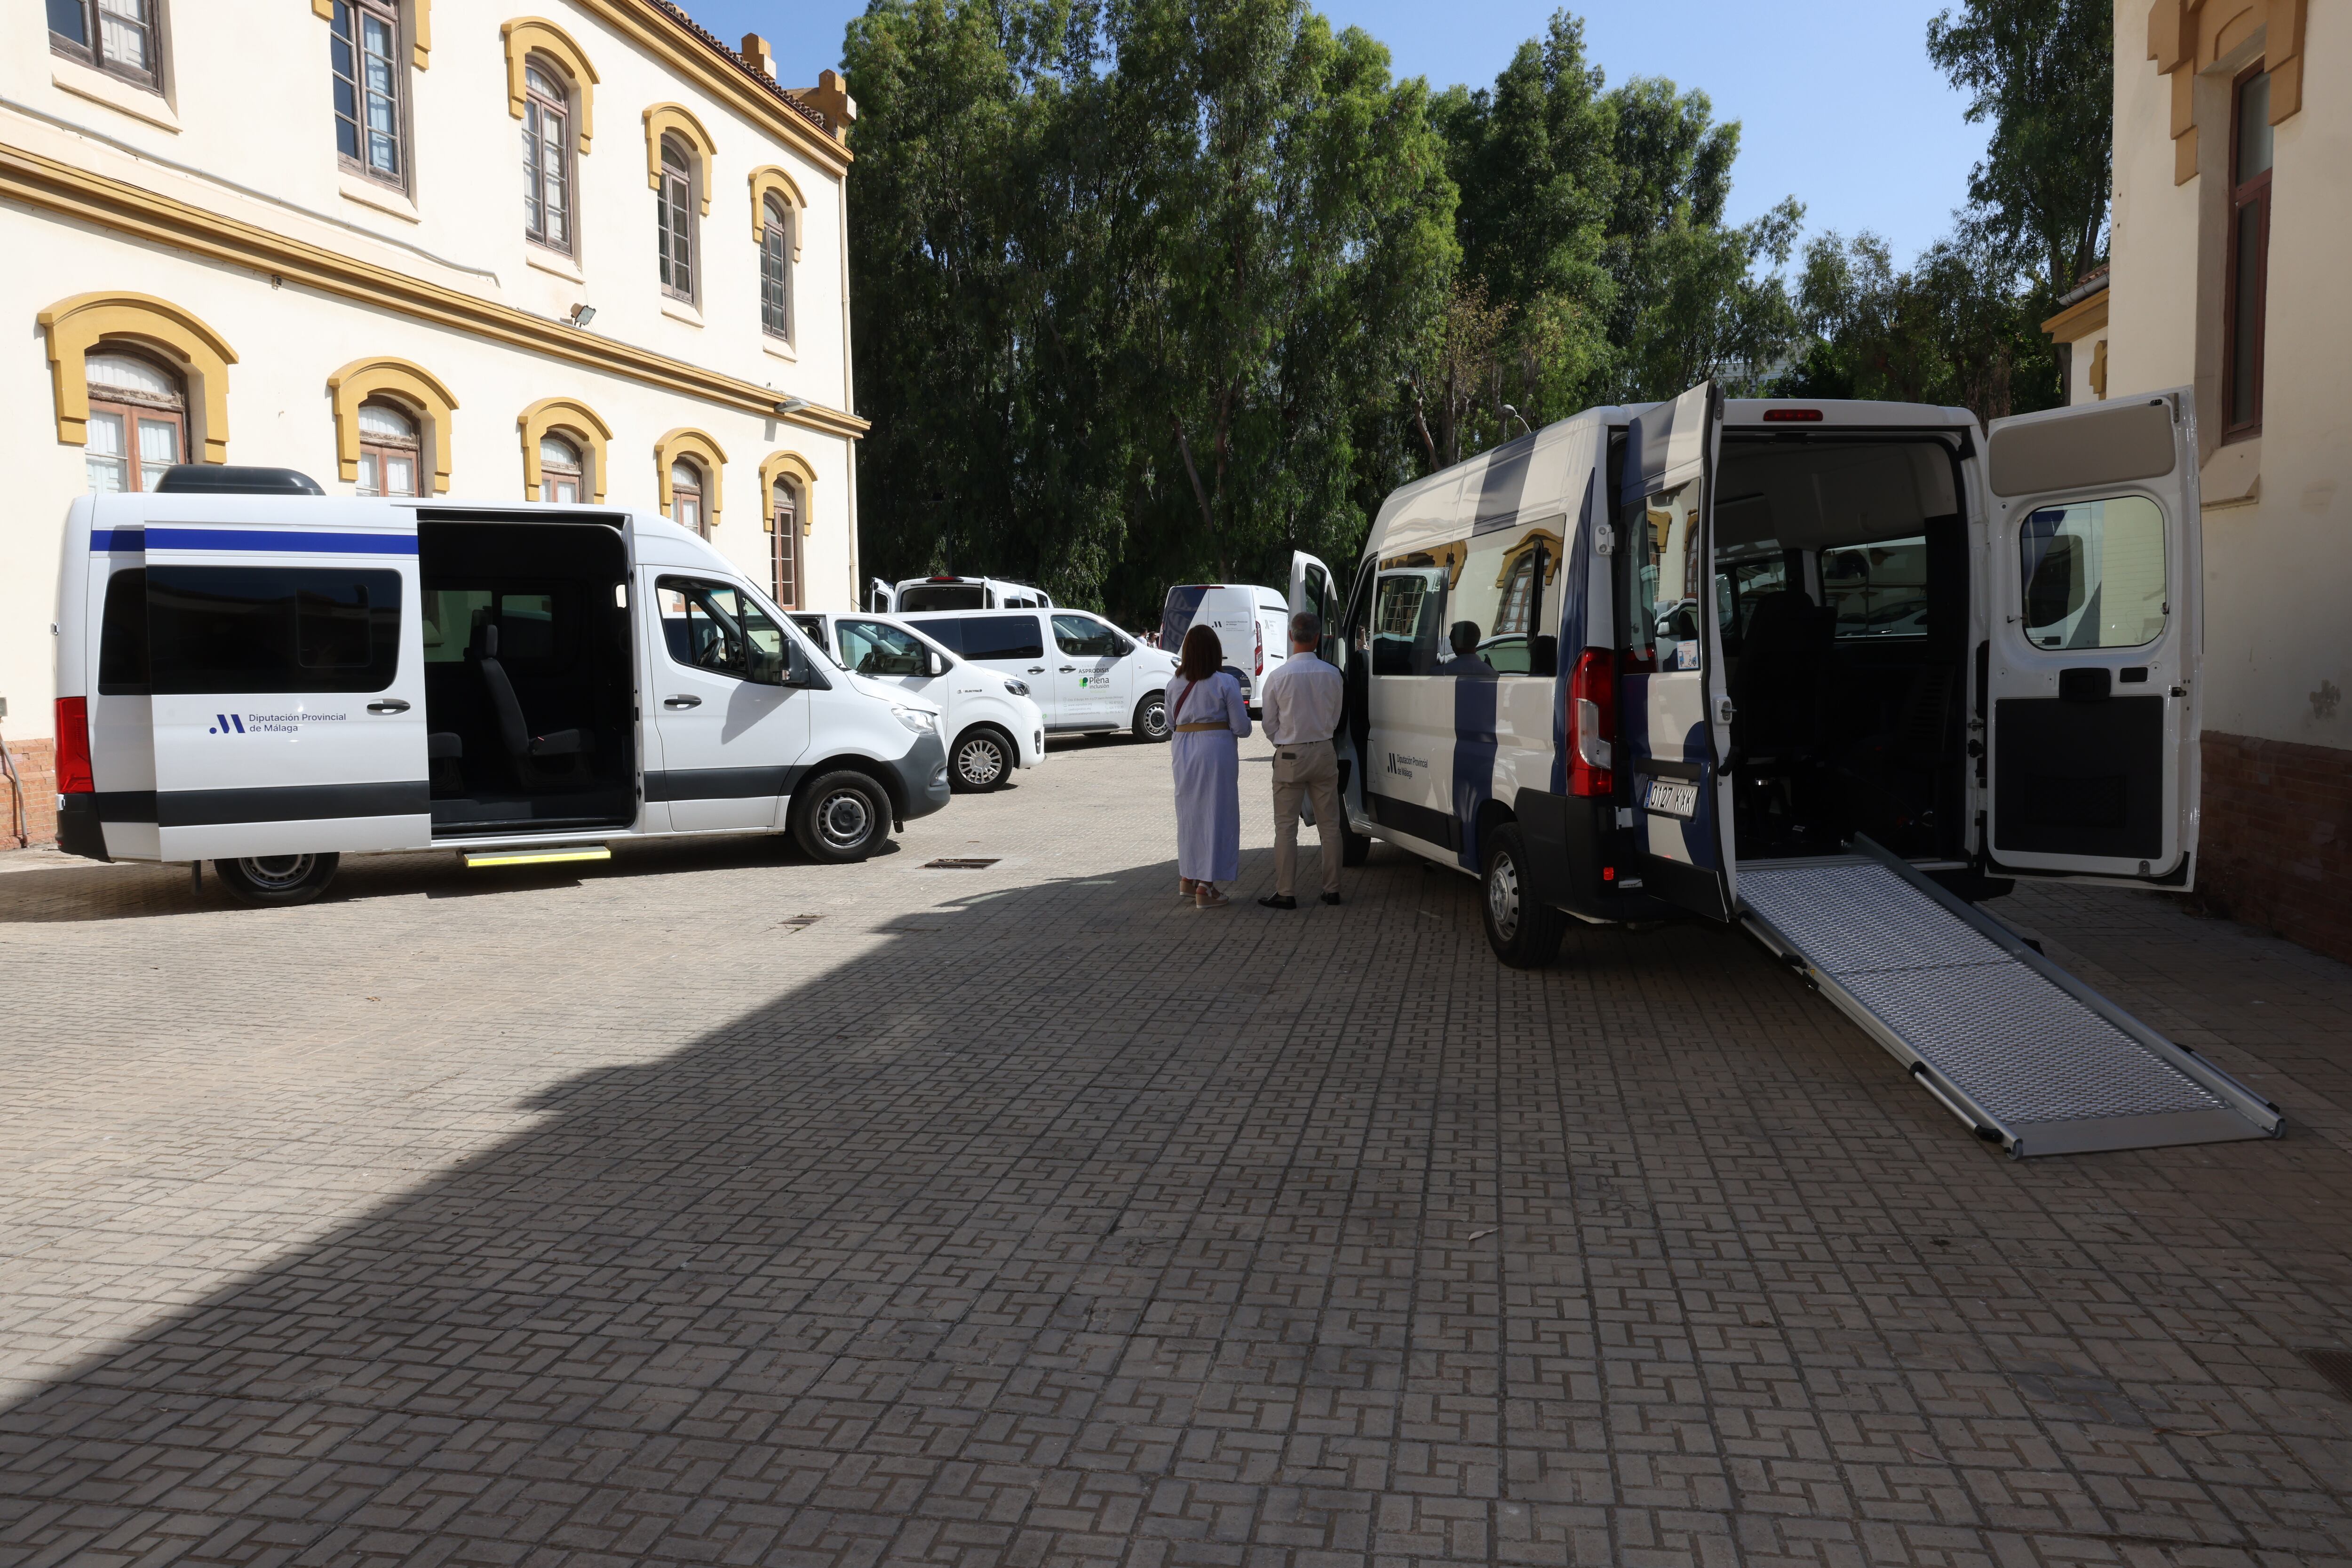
[3,732,2352,1567]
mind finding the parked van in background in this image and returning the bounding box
[791,609,1046,791]
[898,607,1179,741]
[52,470,951,905]
[1159,574,1335,710]
[870,575,1053,612]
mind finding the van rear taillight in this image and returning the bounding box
[1566,649,1615,798]
[55,697,94,795]
[1255,621,1264,676]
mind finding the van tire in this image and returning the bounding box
[1341,826,1373,867]
[790,771,890,862]
[214,853,341,907]
[1132,692,1170,743]
[1479,825,1564,969]
[950,725,1014,792]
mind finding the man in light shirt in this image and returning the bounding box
[1257,611,1347,909]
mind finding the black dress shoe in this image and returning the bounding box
[1258,894,1297,910]
[1320,892,1342,906]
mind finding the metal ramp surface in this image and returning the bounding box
[1738,841,2282,1157]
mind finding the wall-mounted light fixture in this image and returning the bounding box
[774,397,809,415]
[567,303,597,327]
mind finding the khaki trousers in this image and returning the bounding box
[1270,739,1343,897]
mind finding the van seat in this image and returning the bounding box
[472,622,590,782]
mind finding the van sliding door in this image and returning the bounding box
[1982,391,2202,885]
[1618,382,1737,920]
[142,496,430,862]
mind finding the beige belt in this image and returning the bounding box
[1173,722,1232,732]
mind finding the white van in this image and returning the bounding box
[52,471,952,904]
[870,574,1053,612]
[790,609,1047,791]
[1157,583,1299,710]
[1321,385,2208,966]
[898,607,1181,740]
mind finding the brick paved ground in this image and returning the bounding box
[3,732,2352,1568]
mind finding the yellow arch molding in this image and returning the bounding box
[310,0,430,69]
[501,17,596,152]
[643,103,716,215]
[37,291,237,462]
[747,165,805,256]
[326,357,459,494]
[518,396,614,501]
[654,427,728,525]
[759,450,818,536]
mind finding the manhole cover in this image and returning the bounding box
[2303,1349,2352,1401]
[923,858,1000,869]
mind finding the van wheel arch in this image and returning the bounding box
[950,724,1016,791]
[795,754,907,822]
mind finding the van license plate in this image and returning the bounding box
[1644,779,1699,819]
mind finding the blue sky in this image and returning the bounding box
[696,1,1985,266]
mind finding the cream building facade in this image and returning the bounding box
[0,0,866,845]
[2094,0,2348,959]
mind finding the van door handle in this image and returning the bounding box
[1060,665,1076,673]
[366,699,410,714]
[1027,666,1046,674]
[663,694,702,708]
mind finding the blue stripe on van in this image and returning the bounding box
[90,528,418,555]
[1452,677,1499,871]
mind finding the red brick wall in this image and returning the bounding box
[2194,731,2352,964]
[3,737,56,848]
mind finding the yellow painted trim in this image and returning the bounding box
[0,146,866,440]
[37,291,236,461]
[570,0,847,175]
[760,450,817,535]
[2039,290,2109,341]
[644,103,716,215]
[502,18,597,153]
[464,846,612,867]
[747,165,804,255]
[519,397,614,501]
[326,357,459,493]
[654,426,728,525]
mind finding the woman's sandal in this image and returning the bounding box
[1194,887,1231,909]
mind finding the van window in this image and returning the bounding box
[1823,536,1929,639]
[1053,614,1129,658]
[2019,496,2167,649]
[1371,570,1446,675]
[909,614,1043,661]
[657,576,789,684]
[1452,515,1562,676]
[899,583,984,612]
[422,589,491,662]
[1160,586,1209,650]
[144,566,402,694]
[97,568,150,695]
[1632,480,1704,671]
[838,619,930,676]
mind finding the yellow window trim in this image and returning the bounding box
[37,291,236,462]
[747,165,804,255]
[644,103,716,215]
[760,450,816,535]
[655,427,728,524]
[327,357,459,493]
[501,18,597,153]
[519,397,614,501]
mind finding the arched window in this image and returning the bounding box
[759,194,792,341]
[332,0,406,185]
[656,133,694,300]
[522,61,572,251]
[540,433,585,503]
[83,350,185,493]
[670,458,706,537]
[356,398,420,497]
[770,477,800,608]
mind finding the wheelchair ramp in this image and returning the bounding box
[1738,843,2282,1157]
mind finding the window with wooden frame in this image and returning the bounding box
[49,0,161,88]
[540,433,585,503]
[770,480,800,609]
[670,459,707,537]
[332,0,405,185]
[759,196,792,340]
[656,134,695,300]
[2223,66,2273,441]
[82,350,186,493]
[522,61,572,252]
[355,399,420,497]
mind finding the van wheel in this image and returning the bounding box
[791,771,890,862]
[1341,826,1372,867]
[951,726,1013,792]
[1132,692,1170,743]
[214,853,341,907]
[1480,825,1564,969]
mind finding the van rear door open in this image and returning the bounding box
[1982,391,2203,886]
[1619,381,1737,920]
[141,496,430,861]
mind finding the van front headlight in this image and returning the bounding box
[1003,678,1030,697]
[890,703,939,734]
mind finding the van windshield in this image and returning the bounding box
[1160,585,1209,650]
[900,583,984,611]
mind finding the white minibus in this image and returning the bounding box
[53,469,952,903]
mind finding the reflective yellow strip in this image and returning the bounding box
[462,847,613,868]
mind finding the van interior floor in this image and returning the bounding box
[417,518,638,836]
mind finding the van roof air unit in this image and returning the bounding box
[153,465,326,495]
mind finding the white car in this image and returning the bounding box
[792,610,1046,791]
[896,606,1179,741]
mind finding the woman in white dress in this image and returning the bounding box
[1167,624,1251,909]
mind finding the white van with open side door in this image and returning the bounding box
[52,470,952,904]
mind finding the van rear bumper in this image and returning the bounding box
[56,795,111,863]
[1515,787,1681,922]
[888,732,952,822]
